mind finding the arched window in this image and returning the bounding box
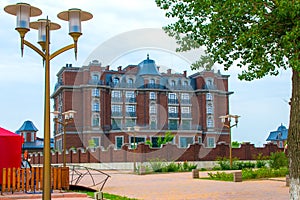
[207,103,213,114]
[92,74,99,81]
[128,78,134,87]
[170,80,176,86]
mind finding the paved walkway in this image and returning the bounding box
[0,171,289,200]
[97,171,289,200]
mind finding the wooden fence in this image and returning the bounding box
[1,166,69,194]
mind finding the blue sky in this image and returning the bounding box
[0,0,291,146]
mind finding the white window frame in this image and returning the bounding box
[92,114,100,127]
[206,93,213,100]
[31,132,35,142]
[92,100,100,111]
[168,106,178,113]
[181,93,190,100]
[126,105,136,113]
[112,105,122,113]
[125,91,135,98]
[207,116,214,128]
[198,136,202,144]
[181,107,190,113]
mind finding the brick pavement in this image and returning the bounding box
[97,171,289,200]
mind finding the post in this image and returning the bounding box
[43,20,51,200]
[229,125,232,169]
[63,124,67,167]
[133,131,136,172]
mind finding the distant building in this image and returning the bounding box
[16,120,54,152]
[51,55,233,150]
[266,124,288,148]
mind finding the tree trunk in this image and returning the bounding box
[288,69,300,199]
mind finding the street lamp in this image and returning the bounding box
[127,126,140,172]
[4,3,92,199]
[52,110,76,167]
[219,114,240,169]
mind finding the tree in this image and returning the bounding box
[156,0,300,198]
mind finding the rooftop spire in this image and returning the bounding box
[147,54,149,60]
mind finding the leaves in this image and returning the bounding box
[156,0,300,80]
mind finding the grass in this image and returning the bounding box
[75,190,139,200]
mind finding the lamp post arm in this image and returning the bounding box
[23,40,46,59]
[50,44,75,60]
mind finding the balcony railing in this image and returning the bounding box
[180,99,191,104]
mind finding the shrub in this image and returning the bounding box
[148,158,166,172]
[208,172,233,181]
[165,162,179,172]
[255,153,268,168]
[216,157,231,170]
[269,152,288,169]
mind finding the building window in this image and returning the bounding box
[181,120,191,130]
[92,114,100,127]
[56,139,62,151]
[181,93,190,104]
[115,136,124,150]
[23,132,27,142]
[127,78,134,87]
[168,119,178,130]
[126,91,136,102]
[206,78,214,88]
[126,105,136,113]
[170,80,176,86]
[129,136,145,149]
[183,81,188,86]
[149,92,156,100]
[111,105,122,116]
[92,88,100,97]
[207,137,215,148]
[91,137,100,148]
[112,119,122,130]
[179,136,194,148]
[150,103,156,114]
[150,116,157,129]
[92,100,100,112]
[206,93,213,100]
[112,90,122,102]
[31,132,35,142]
[168,106,178,118]
[113,77,119,85]
[92,74,99,81]
[150,79,155,85]
[207,103,213,114]
[168,93,178,104]
[198,136,202,144]
[207,116,214,128]
[279,141,283,148]
[126,119,136,127]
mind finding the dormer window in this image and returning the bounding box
[171,80,176,86]
[92,74,99,81]
[113,77,119,85]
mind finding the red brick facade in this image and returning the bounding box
[51,58,233,152]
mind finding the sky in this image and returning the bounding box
[0,0,291,146]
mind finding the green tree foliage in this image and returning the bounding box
[156,1,300,198]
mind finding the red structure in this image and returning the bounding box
[0,127,23,184]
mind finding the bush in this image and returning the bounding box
[208,172,233,181]
[269,152,288,169]
[149,158,166,172]
[255,153,268,168]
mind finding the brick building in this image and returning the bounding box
[51,55,233,151]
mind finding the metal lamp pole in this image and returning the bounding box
[219,114,240,169]
[52,110,76,167]
[4,3,92,199]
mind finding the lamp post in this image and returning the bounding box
[127,126,140,172]
[4,3,92,199]
[219,114,240,169]
[52,110,76,167]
